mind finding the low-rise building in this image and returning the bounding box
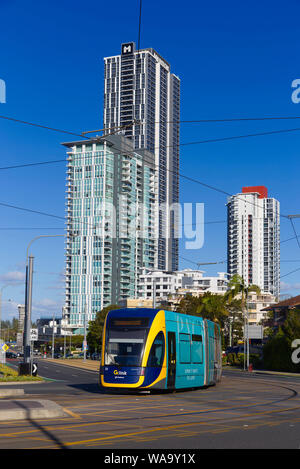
[118,298,154,308]
[138,269,230,304]
[261,294,300,329]
[36,317,70,342]
[246,291,277,325]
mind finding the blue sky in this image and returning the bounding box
[0,0,300,320]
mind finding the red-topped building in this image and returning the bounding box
[242,186,268,199]
[227,186,280,301]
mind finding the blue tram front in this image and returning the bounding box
[100,308,221,390]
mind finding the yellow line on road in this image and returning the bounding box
[62,408,81,419]
[54,405,300,447]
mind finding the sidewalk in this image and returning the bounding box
[0,358,98,422]
[45,358,100,372]
[224,365,300,378]
[0,398,67,421]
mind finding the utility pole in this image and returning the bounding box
[83,304,87,361]
[51,310,55,359]
[153,278,156,309]
[229,318,232,348]
[20,234,67,375]
[246,299,250,369]
[23,255,34,367]
[63,315,67,359]
[0,285,9,343]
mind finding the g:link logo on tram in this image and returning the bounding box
[113,370,127,376]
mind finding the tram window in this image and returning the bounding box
[179,333,191,364]
[191,335,203,364]
[147,332,165,367]
[192,334,202,342]
[105,327,146,367]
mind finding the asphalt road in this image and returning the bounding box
[1,359,300,450]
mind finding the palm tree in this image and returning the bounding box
[196,292,229,327]
[225,274,261,368]
[226,274,261,304]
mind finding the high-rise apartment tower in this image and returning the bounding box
[63,135,157,334]
[103,42,180,271]
[227,186,280,298]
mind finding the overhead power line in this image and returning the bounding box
[178,126,300,147]
[287,216,300,250]
[0,160,65,171]
[280,267,300,279]
[0,112,296,219]
[147,115,300,124]
[0,139,292,220]
[0,113,295,245]
[0,114,87,139]
[3,112,300,143]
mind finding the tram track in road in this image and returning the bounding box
[3,377,299,430]
[1,367,300,449]
[16,404,300,449]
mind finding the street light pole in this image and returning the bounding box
[24,255,34,364]
[23,234,65,370]
[0,285,9,343]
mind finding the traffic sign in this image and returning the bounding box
[244,325,263,339]
[30,329,38,342]
[1,344,9,352]
[31,363,38,376]
[82,340,88,351]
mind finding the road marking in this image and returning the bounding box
[62,408,81,419]
[11,412,300,450]
[55,405,300,447]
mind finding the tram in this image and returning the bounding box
[99,308,222,390]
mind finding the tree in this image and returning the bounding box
[223,297,244,347]
[224,275,261,354]
[175,294,201,315]
[226,274,261,305]
[281,308,300,342]
[87,305,120,354]
[176,292,229,326]
[195,292,229,327]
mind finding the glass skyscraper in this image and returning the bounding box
[63,135,157,334]
[103,42,180,271]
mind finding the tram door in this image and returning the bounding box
[167,332,176,388]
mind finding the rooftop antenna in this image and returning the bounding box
[138,0,142,51]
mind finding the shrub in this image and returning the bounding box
[263,333,300,372]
